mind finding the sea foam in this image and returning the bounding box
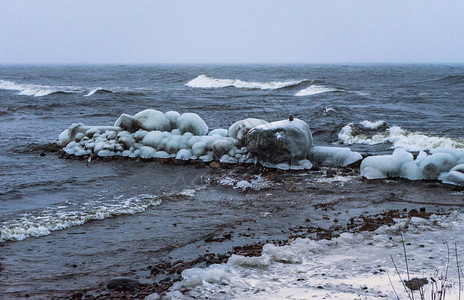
[0,79,82,97]
[338,120,464,151]
[294,85,339,96]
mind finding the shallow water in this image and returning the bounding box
[0,64,463,297]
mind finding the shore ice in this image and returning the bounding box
[165,211,464,299]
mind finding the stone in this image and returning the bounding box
[229,118,268,145]
[107,276,140,290]
[114,113,139,133]
[245,118,312,164]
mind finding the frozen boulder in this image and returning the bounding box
[229,118,268,145]
[177,113,208,136]
[117,131,135,149]
[208,128,229,137]
[400,161,424,180]
[176,149,192,160]
[245,118,312,164]
[419,153,457,180]
[309,146,362,167]
[142,131,164,149]
[140,146,156,159]
[134,109,170,131]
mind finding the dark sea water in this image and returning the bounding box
[0,64,463,298]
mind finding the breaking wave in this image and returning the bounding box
[295,85,341,96]
[338,120,464,151]
[0,186,205,242]
[0,79,82,97]
[85,87,113,97]
[186,75,308,90]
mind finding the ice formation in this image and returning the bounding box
[360,147,464,186]
[309,146,362,167]
[245,118,313,164]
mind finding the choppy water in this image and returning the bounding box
[0,64,463,297]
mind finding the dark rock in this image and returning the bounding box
[209,161,221,169]
[326,168,337,176]
[107,277,140,291]
[40,152,46,157]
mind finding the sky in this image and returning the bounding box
[0,0,463,64]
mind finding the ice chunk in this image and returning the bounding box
[360,148,413,179]
[97,150,115,157]
[450,164,464,173]
[134,109,170,131]
[419,153,457,180]
[431,148,464,161]
[212,139,235,159]
[442,171,464,186]
[299,159,313,169]
[208,128,228,137]
[246,118,312,164]
[309,146,362,167]
[229,118,268,145]
[154,151,170,159]
[400,161,424,180]
[133,129,148,141]
[164,135,189,154]
[176,149,192,160]
[114,113,138,133]
[177,113,208,136]
[140,146,156,159]
[142,131,164,149]
[227,254,270,268]
[165,111,180,130]
[116,131,135,149]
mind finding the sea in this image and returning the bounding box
[0,64,463,298]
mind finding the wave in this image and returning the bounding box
[0,186,205,243]
[295,85,341,96]
[0,79,82,97]
[85,87,113,97]
[338,120,464,151]
[186,75,307,90]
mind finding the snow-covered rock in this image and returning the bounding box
[134,109,170,131]
[246,118,312,164]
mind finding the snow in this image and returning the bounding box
[309,146,362,167]
[167,212,464,300]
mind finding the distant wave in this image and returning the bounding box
[85,87,113,97]
[186,75,308,90]
[338,120,464,151]
[295,85,341,96]
[0,79,82,97]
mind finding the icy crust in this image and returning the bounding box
[360,148,464,186]
[339,120,464,151]
[166,212,464,299]
[309,146,362,167]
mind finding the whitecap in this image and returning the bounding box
[0,79,82,97]
[294,85,339,96]
[186,75,305,90]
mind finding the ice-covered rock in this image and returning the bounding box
[400,161,424,180]
[212,139,235,159]
[117,131,135,149]
[140,146,156,159]
[309,146,362,167]
[165,111,180,130]
[177,113,208,136]
[443,171,464,186]
[360,148,413,179]
[246,118,312,164]
[176,149,192,160]
[208,128,228,137]
[142,131,164,149]
[419,153,457,180]
[114,113,138,133]
[57,123,120,147]
[134,109,170,131]
[229,118,268,145]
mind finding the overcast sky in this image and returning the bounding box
[1,0,463,64]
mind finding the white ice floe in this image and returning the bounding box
[186,75,305,90]
[339,121,464,151]
[166,211,464,299]
[294,85,339,96]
